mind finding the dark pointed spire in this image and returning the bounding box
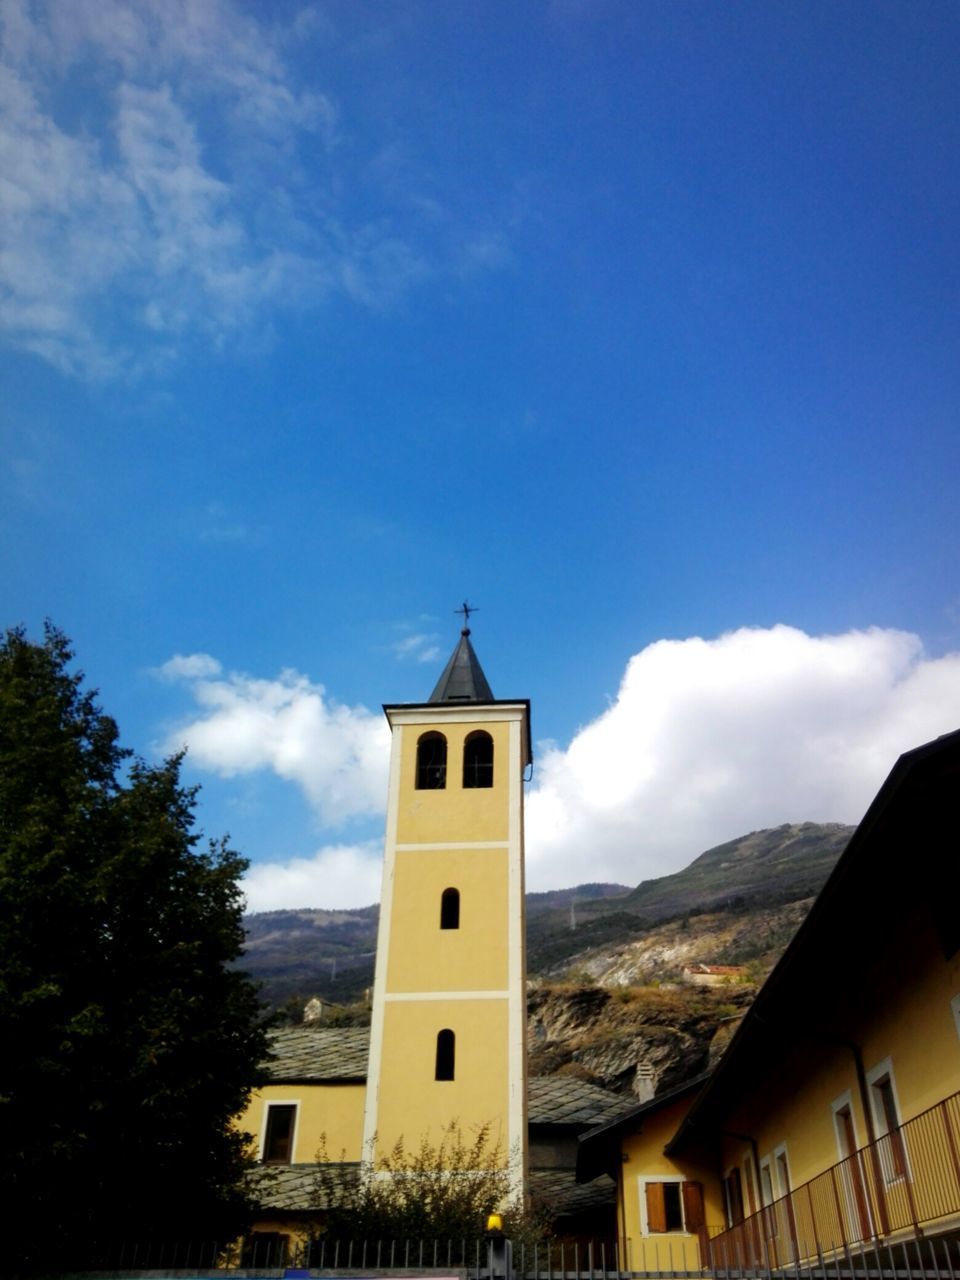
[429,626,494,703]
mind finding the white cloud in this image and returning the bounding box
[525,625,960,891]
[242,840,383,913]
[155,625,960,910]
[160,661,390,827]
[153,652,223,680]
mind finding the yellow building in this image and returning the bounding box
[240,1029,621,1256]
[578,727,960,1273]
[363,624,531,1194]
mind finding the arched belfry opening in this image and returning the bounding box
[463,730,493,788]
[415,731,447,789]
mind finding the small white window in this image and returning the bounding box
[951,994,960,1041]
[260,1101,298,1165]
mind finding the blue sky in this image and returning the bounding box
[3,0,959,909]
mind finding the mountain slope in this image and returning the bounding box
[241,823,852,1007]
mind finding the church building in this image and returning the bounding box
[236,621,606,1256]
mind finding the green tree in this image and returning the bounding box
[0,625,269,1269]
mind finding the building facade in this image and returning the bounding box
[579,728,960,1273]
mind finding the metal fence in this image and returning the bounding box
[23,1234,960,1279]
[706,1091,960,1273]
[61,1234,628,1278]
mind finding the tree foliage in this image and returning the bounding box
[0,625,269,1269]
[313,1122,544,1242]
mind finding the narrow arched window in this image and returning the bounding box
[416,732,447,790]
[462,730,493,788]
[440,887,460,930]
[435,1029,455,1081]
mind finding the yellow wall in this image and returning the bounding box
[240,1081,367,1164]
[619,1092,723,1271]
[386,847,509,992]
[395,722,510,846]
[719,904,960,1197]
[375,999,509,1157]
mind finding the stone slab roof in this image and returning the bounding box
[265,1026,370,1082]
[529,1168,617,1215]
[527,1075,627,1128]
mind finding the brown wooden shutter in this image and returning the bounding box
[646,1182,667,1233]
[682,1181,705,1231]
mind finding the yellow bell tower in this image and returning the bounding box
[363,619,531,1198]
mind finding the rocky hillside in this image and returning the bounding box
[528,981,753,1098]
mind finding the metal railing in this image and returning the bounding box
[706,1090,960,1272]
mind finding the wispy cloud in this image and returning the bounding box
[392,633,441,664]
[0,0,500,377]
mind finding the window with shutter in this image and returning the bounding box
[644,1180,689,1233]
[645,1182,667,1233]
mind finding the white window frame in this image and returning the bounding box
[638,1175,691,1237]
[742,1151,758,1216]
[758,1155,778,1243]
[759,1155,775,1207]
[866,1057,909,1184]
[723,1163,747,1228]
[951,994,960,1041]
[832,1089,874,1241]
[831,1090,859,1156]
[772,1143,791,1196]
[259,1098,300,1165]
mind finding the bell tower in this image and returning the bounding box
[363,619,531,1198]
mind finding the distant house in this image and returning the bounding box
[682,964,747,987]
[578,728,960,1272]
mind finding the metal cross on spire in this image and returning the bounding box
[455,600,478,632]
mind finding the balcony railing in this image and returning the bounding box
[706,1090,960,1271]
